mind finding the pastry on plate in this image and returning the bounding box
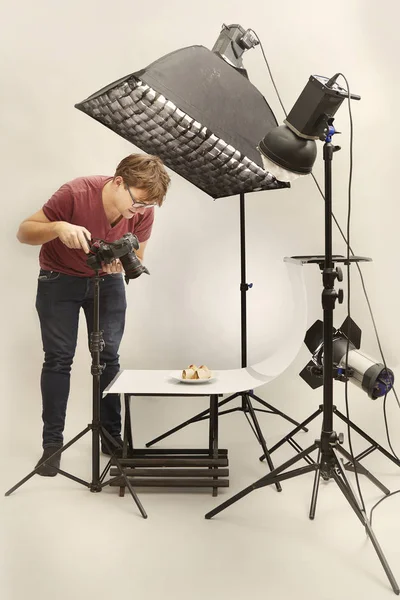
[181,364,211,379]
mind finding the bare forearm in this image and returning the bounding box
[17,221,64,245]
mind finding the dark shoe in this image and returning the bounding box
[35,445,63,477]
[101,436,124,457]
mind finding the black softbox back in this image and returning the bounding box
[76,46,289,198]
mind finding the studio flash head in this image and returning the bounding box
[300,317,394,400]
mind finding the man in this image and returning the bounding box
[17,154,171,476]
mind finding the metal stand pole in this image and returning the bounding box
[204,130,399,595]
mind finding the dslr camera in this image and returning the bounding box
[86,233,149,283]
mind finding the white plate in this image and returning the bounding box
[169,370,216,384]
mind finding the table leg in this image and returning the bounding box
[120,393,133,497]
[209,394,219,497]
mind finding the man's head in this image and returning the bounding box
[110,154,171,219]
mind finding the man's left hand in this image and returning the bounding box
[102,259,124,274]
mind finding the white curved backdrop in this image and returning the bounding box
[105,260,307,396]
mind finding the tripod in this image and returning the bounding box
[259,401,400,481]
[5,272,147,519]
[205,130,399,594]
[145,192,308,456]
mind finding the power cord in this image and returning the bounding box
[339,72,366,513]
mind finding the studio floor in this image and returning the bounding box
[2,397,400,600]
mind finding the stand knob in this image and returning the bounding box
[338,432,344,444]
[338,289,344,304]
[336,267,343,282]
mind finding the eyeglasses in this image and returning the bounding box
[126,186,157,208]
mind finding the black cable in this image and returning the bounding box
[339,72,366,513]
[257,39,288,118]
[368,394,400,523]
[370,490,400,526]
[383,393,400,461]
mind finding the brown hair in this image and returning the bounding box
[114,154,171,205]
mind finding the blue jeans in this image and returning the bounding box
[35,269,127,448]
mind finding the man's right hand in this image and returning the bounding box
[55,222,92,253]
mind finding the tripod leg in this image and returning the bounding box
[309,449,322,520]
[260,408,322,461]
[209,394,219,497]
[120,393,134,497]
[101,429,147,519]
[5,426,91,496]
[336,446,390,496]
[248,391,309,432]
[205,443,319,519]
[243,394,282,492]
[145,395,233,448]
[331,448,399,595]
[334,408,400,468]
[124,393,134,452]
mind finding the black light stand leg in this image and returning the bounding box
[145,395,234,448]
[205,132,399,594]
[330,447,399,594]
[243,394,282,492]
[247,391,308,431]
[259,407,323,461]
[5,427,92,496]
[334,407,400,468]
[309,449,321,520]
[205,443,319,518]
[335,445,390,495]
[100,428,147,518]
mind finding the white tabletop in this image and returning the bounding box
[104,367,274,396]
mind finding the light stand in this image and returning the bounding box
[5,272,147,519]
[145,191,308,460]
[205,128,399,595]
[74,25,306,476]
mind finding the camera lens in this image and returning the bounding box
[120,252,149,281]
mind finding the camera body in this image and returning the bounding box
[86,233,149,283]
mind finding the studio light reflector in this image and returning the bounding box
[300,317,394,399]
[258,74,360,180]
[75,45,289,199]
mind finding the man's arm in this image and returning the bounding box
[17,209,91,253]
[135,240,148,262]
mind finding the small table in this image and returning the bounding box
[103,370,258,496]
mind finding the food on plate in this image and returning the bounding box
[182,368,196,379]
[182,364,212,379]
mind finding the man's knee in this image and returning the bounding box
[42,352,75,374]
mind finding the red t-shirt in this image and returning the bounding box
[39,176,154,277]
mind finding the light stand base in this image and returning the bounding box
[205,435,399,595]
[259,404,400,482]
[5,425,147,518]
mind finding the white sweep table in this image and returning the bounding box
[103,261,308,499]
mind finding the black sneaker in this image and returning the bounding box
[101,436,125,457]
[35,445,63,477]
